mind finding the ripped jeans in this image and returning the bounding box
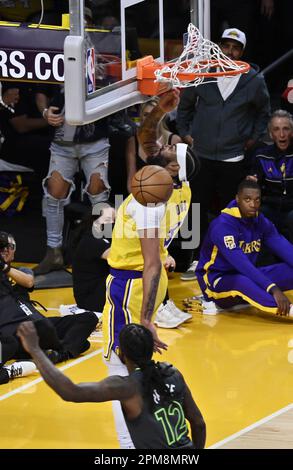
[42,139,110,248]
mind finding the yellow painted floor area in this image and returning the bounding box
[1,273,293,449]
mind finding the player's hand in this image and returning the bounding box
[164,255,176,272]
[271,286,291,316]
[17,321,40,353]
[158,89,180,113]
[0,254,10,273]
[141,318,168,354]
[46,106,64,127]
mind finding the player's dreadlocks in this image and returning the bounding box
[119,324,174,407]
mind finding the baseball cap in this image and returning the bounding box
[221,28,246,49]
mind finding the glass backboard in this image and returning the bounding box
[0,1,207,118]
[64,0,165,124]
[64,1,208,125]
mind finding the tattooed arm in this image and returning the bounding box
[137,89,180,158]
[139,229,168,353]
[17,322,139,407]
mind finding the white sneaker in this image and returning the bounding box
[154,303,187,328]
[4,361,37,380]
[201,300,223,315]
[59,304,87,316]
[180,260,198,281]
[166,300,192,322]
[59,304,102,322]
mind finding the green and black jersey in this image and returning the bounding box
[124,362,194,449]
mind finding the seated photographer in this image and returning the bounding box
[0,231,97,380]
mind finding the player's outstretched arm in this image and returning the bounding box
[139,230,168,354]
[138,89,180,157]
[17,322,134,403]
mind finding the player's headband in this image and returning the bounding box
[176,143,196,182]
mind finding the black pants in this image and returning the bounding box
[0,335,19,367]
[189,158,245,258]
[48,313,98,357]
[0,312,97,361]
[0,336,21,384]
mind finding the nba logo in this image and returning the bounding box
[86,48,95,94]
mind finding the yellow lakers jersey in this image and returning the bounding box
[108,182,191,271]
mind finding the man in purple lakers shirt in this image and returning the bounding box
[196,179,293,316]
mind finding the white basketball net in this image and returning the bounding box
[155,23,249,88]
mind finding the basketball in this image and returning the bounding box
[131,165,174,206]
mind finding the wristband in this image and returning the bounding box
[42,108,48,118]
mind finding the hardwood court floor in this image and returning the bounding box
[1,273,293,449]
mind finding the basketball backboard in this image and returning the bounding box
[64,1,210,125]
[64,0,165,124]
[0,1,210,121]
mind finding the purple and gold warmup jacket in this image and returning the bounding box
[196,200,293,293]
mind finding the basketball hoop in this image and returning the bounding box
[137,23,250,96]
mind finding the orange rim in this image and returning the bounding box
[159,59,250,80]
[136,56,250,96]
[137,56,250,80]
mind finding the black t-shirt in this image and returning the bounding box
[0,83,52,140]
[72,232,110,312]
[0,269,43,333]
[0,83,53,170]
[124,363,194,449]
[48,86,109,144]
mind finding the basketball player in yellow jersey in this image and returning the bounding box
[102,89,198,448]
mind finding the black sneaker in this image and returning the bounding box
[33,246,64,275]
[180,260,198,281]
